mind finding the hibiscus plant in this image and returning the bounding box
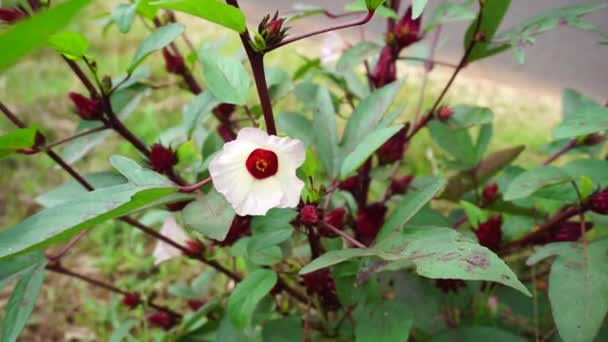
[1,0,608,340]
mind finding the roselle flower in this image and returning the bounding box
[377,125,408,165]
[301,269,341,310]
[0,8,24,23]
[319,208,346,238]
[209,127,305,216]
[216,215,251,246]
[590,189,608,215]
[147,311,175,330]
[149,144,177,173]
[68,92,103,120]
[300,205,319,225]
[475,215,503,252]
[355,203,387,245]
[390,174,415,195]
[121,293,141,309]
[161,48,185,74]
[435,279,466,294]
[482,183,499,202]
[548,221,593,242]
[437,106,454,122]
[371,47,397,88]
[258,11,289,49]
[582,133,604,146]
[152,217,189,265]
[338,175,360,192]
[392,6,423,49]
[213,103,236,121]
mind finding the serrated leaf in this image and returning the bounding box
[340,125,403,178]
[199,49,250,105]
[129,23,185,72]
[35,171,127,207]
[182,190,235,241]
[48,31,88,59]
[503,166,573,201]
[227,269,277,328]
[313,87,340,178]
[554,106,608,140]
[151,0,246,33]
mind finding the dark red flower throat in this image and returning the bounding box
[246,148,278,179]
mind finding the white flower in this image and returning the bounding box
[153,216,189,265]
[209,127,305,216]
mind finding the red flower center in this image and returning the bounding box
[246,148,278,179]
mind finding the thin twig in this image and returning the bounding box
[397,56,458,69]
[543,139,577,165]
[178,177,212,193]
[43,125,108,150]
[318,221,366,249]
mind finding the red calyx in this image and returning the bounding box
[590,189,608,215]
[377,126,408,165]
[69,92,103,121]
[187,299,204,311]
[319,208,346,238]
[582,133,604,146]
[162,48,186,74]
[482,183,499,202]
[338,175,360,193]
[121,293,141,309]
[217,124,237,142]
[390,174,415,195]
[392,6,423,49]
[149,144,178,173]
[371,46,397,88]
[258,11,288,48]
[213,103,236,121]
[435,279,466,294]
[147,311,175,330]
[475,215,503,252]
[437,106,454,121]
[355,203,388,245]
[0,8,24,23]
[548,221,593,242]
[216,215,252,246]
[301,269,341,310]
[300,205,319,225]
[183,240,205,257]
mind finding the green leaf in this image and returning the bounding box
[199,49,250,105]
[433,326,527,342]
[376,178,446,241]
[129,23,185,73]
[341,81,402,155]
[0,0,91,72]
[0,128,37,159]
[446,105,494,129]
[47,31,89,60]
[182,189,235,241]
[1,258,46,342]
[355,299,413,342]
[503,166,573,201]
[336,41,381,73]
[464,0,511,63]
[340,125,403,178]
[554,106,608,139]
[247,228,292,266]
[300,248,379,275]
[111,3,137,34]
[35,171,127,207]
[527,240,608,342]
[0,156,180,260]
[151,0,246,33]
[183,92,220,137]
[411,0,428,19]
[428,120,478,169]
[0,252,46,285]
[251,208,298,234]
[277,112,314,147]
[108,319,137,342]
[425,3,475,31]
[346,0,397,18]
[562,88,602,121]
[313,87,340,178]
[365,0,386,11]
[227,269,277,328]
[262,316,302,342]
[460,200,488,229]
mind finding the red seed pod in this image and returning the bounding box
[435,279,466,294]
[390,174,415,195]
[121,293,141,309]
[437,106,454,121]
[147,311,175,330]
[161,48,186,74]
[589,189,608,215]
[548,221,593,242]
[0,8,24,23]
[187,299,204,311]
[377,126,408,165]
[184,240,205,257]
[69,92,103,120]
[482,183,499,202]
[475,215,503,252]
[149,144,178,173]
[355,203,387,245]
[300,205,319,225]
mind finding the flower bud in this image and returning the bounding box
[582,133,604,146]
[589,189,608,215]
[437,106,454,121]
[162,48,185,74]
[213,103,236,121]
[216,215,251,246]
[184,240,204,257]
[300,205,319,225]
[69,92,103,120]
[338,175,360,192]
[187,299,204,311]
[147,311,175,330]
[355,203,387,245]
[475,215,502,251]
[482,183,499,202]
[392,6,423,49]
[258,11,289,49]
[435,279,466,294]
[548,221,593,242]
[377,126,408,165]
[390,174,415,195]
[149,144,178,173]
[121,293,141,309]
[217,124,237,142]
[0,8,24,24]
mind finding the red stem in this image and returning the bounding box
[318,221,366,248]
[543,139,578,165]
[44,125,108,150]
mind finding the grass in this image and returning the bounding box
[0,2,565,340]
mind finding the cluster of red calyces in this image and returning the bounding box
[147,312,177,330]
[299,205,319,225]
[0,7,24,24]
[215,215,252,246]
[318,208,346,238]
[589,189,608,215]
[475,215,503,252]
[161,48,186,74]
[355,203,387,246]
[547,221,593,242]
[301,269,341,310]
[435,279,467,294]
[69,92,103,121]
[258,11,288,49]
[122,293,141,309]
[377,126,409,165]
[148,144,178,173]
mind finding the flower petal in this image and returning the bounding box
[236,127,271,146]
[234,178,283,216]
[153,217,188,265]
[210,140,256,211]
